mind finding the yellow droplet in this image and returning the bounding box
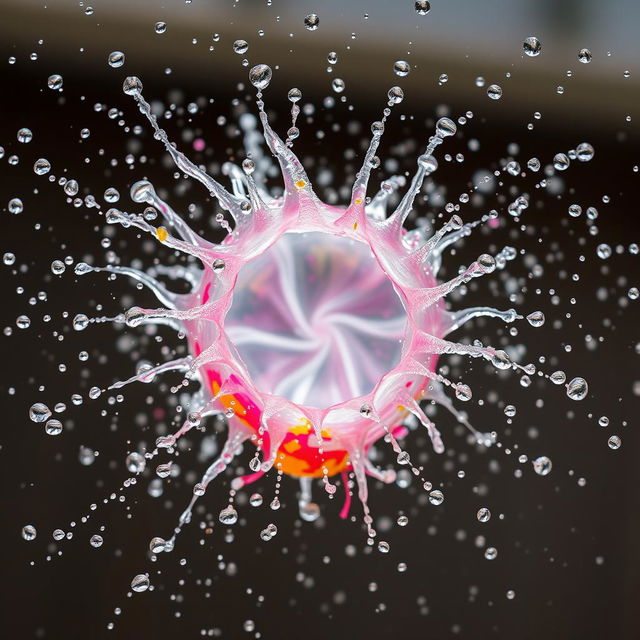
[156,226,168,242]
[353,222,358,230]
[355,198,362,205]
[295,180,306,189]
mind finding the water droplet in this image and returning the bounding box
[532,456,552,476]
[149,537,166,553]
[387,86,404,105]
[47,74,63,90]
[523,36,542,57]
[126,452,146,473]
[287,87,302,103]
[8,198,23,214]
[568,204,582,218]
[30,402,51,423]
[122,76,142,96]
[193,483,206,497]
[108,51,125,68]
[90,534,103,548]
[526,311,545,327]
[17,128,33,144]
[154,21,167,34]
[45,419,62,436]
[219,505,238,525]
[415,0,431,15]
[249,493,263,507]
[22,525,37,541]
[455,384,472,401]
[429,489,444,505]
[304,13,320,30]
[578,48,592,64]
[378,540,390,553]
[436,117,457,138]
[131,574,150,592]
[393,60,410,77]
[233,39,248,54]
[487,84,502,100]
[332,78,345,93]
[566,377,588,401]
[484,546,498,560]
[477,507,491,522]
[553,153,570,171]
[249,64,272,91]
[608,435,622,450]
[299,501,320,522]
[33,158,51,175]
[576,142,595,162]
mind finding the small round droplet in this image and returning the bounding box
[332,78,345,93]
[108,51,125,68]
[30,402,51,423]
[34,158,51,175]
[576,142,595,162]
[435,117,457,138]
[131,574,150,593]
[304,13,320,31]
[154,21,167,34]
[415,0,431,15]
[45,419,63,436]
[393,60,410,77]
[429,489,444,505]
[122,76,143,96]
[22,525,37,541]
[17,128,33,144]
[484,546,498,560]
[477,507,491,522]
[8,198,23,214]
[566,377,588,401]
[526,311,545,327]
[608,435,622,450]
[533,456,552,476]
[523,36,542,57]
[219,505,238,525]
[48,74,63,90]
[387,86,404,105]
[90,534,103,548]
[487,84,503,100]
[568,204,582,218]
[553,153,570,171]
[233,39,248,55]
[299,501,320,522]
[249,493,263,507]
[126,452,146,473]
[249,64,272,91]
[578,48,592,64]
[287,87,302,103]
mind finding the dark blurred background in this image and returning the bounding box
[0,1,638,639]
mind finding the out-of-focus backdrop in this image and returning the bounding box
[0,1,638,639]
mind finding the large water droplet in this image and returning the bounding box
[30,402,51,423]
[249,64,272,91]
[523,36,542,57]
[304,13,320,30]
[532,456,552,476]
[131,574,150,592]
[566,377,588,401]
[108,51,125,68]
